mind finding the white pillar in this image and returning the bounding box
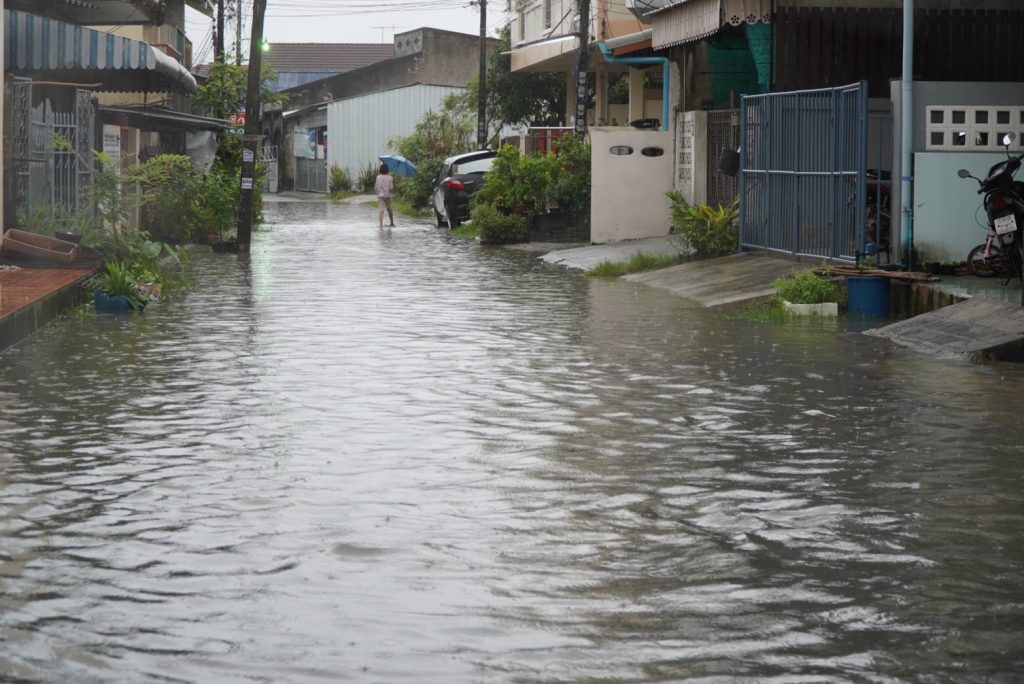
[628,67,645,122]
[594,65,608,126]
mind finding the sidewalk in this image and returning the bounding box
[533,237,803,307]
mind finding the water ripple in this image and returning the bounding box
[0,200,1022,681]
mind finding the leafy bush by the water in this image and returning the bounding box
[772,268,840,304]
[547,134,591,231]
[357,162,378,193]
[329,164,352,194]
[666,192,739,258]
[472,203,527,244]
[94,260,149,310]
[129,155,202,242]
[586,252,678,277]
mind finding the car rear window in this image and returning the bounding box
[452,157,495,175]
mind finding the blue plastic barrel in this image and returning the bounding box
[846,275,890,317]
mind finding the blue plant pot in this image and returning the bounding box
[94,291,131,313]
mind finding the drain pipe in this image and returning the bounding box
[899,0,914,268]
[596,40,670,132]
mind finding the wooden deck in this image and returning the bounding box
[0,265,96,351]
[0,267,93,318]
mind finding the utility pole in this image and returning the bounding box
[237,0,267,250]
[235,0,243,66]
[573,0,590,137]
[215,0,225,60]
[477,0,487,149]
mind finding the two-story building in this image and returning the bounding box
[4,0,220,229]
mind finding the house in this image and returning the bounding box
[263,28,497,193]
[641,0,1024,264]
[3,0,220,229]
[508,1,678,243]
[510,0,1024,256]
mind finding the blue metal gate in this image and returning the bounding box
[739,82,867,261]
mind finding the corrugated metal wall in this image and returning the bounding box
[326,84,465,179]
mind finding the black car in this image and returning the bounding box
[431,150,497,228]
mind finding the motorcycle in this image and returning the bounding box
[958,133,1024,285]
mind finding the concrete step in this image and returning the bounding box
[866,298,1024,361]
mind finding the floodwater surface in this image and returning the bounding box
[1,198,1022,682]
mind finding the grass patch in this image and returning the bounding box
[328,190,355,201]
[450,224,478,240]
[585,251,679,277]
[726,297,792,323]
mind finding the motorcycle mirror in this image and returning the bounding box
[1002,132,1017,146]
[957,169,972,178]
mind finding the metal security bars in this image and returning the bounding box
[707,109,740,210]
[739,82,868,262]
[10,81,95,229]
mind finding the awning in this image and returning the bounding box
[6,0,164,26]
[4,9,197,95]
[652,0,772,49]
[100,106,229,133]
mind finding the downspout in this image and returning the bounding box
[596,41,670,132]
[900,0,914,267]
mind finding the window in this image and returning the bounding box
[926,106,1024,151]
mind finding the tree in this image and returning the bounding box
[193,61,286,120]
[465,25,566,138]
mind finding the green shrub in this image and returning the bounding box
[395,157,442,210]
[196,161,239,240]
[473,145,558,224]
[94,260,148,310]
[329,164,352,194]
[772,268,840,304]
[666,192,739,258]
[548,134,591,230]
[472,203,527,244]
[357,162,378,192]
[128,155,203,242]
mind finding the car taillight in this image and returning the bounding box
[988,195,1011,212]
[445,178,465,189]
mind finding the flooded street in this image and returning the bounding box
[1,197,1023,682]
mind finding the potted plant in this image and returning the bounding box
[92,260,149,313]
[773,267,841,316]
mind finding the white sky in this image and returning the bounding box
[186,1,511,66]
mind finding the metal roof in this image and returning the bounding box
[261,43,395,73]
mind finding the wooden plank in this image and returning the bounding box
[820,8,834,87]
[808,7,822,88]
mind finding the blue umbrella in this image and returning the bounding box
[378,153,417,178]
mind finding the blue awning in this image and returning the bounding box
[4,9,197,95]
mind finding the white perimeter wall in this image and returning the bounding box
[326,84,464,179]
[590,128,673,244]
[913,152,1008,263]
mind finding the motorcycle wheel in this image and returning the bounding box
[966,243,1007,278]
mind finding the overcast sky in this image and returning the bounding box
[186,1,511,66]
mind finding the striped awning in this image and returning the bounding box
[5,9,197,94]
[652,0,772,49]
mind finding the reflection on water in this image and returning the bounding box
[1,199,1022,682]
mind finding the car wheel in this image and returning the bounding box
[434,206,445,228]
[446,202,460,229]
